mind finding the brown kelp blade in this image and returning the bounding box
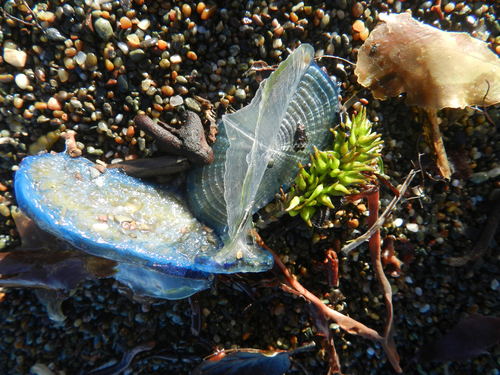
[355,13,500,109]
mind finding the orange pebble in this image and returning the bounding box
[360,27,369,41]
[125,154,138,161]
[157,40,168,49]
[47,97,62,111]
[197,2,206,14]
[115,136,124,144]
[169,9,177,21]
[182,4,192,17]
[201,5,216,20]
[120,16,132,29]
[126,125,135,137]
[186,51,197,61]
[161,85,175,96]
[352,19,365,32]
[105,59,114,71]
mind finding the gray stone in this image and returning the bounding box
[94,18,114,41]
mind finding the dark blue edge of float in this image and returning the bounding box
[13,153,213,281]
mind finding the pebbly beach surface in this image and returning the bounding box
[1,0,500,374]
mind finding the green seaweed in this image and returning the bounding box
[286,106,384,226]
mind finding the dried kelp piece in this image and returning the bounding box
[415,314,500,363]
[192,344,315,375]
[0,249,117,290]
[86,341,155,375]
[355,13,500,109]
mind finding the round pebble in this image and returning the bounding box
[170,95,183,106]
[94,18,114,41]
[406,223,419,233]
[352,2,364,18]
[14,73,29,89]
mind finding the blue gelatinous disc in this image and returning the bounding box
[14,152,222,279]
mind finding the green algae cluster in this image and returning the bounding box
[286,107,384,226]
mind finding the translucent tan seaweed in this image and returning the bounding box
[355,13,500,109]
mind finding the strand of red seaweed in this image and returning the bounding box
[366,189,400,372]
[253,230,402,373]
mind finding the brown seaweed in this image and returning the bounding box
[355,13,500,109]
[416,314,500,363]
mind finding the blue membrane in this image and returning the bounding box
[14,152,223,298]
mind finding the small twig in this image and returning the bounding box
[106,155,190,178]
[482,80,495,126]
[342,170,417,254]
[314,55,356,67]
[86,341,155,375]
[423,108,452,180]
[1,0,43,31]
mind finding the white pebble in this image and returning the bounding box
[115,113,124,124]
[394,218,403,227]
[3,48,27,68]
[419,303,430,313]
[415,287,423,296]
[14,73,29,89]
[117,41,129,54]
[491,279,500,291]
[75,51,86,65]
[366,347,375,357]
[406,223,419,233]
[138,18,151,30]
[170,95,183,106]
[405,276,413,284]
[30,364,56,375]
[488,167,500,178]
[451,179,461,187]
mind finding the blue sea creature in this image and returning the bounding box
[13,44,340,300]
[187,44,340,273]
[14,152,217,299]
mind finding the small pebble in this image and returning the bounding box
[488,168,500,178]
[3,49,27,68]
[394,218,403,227]
[419,304,430,313]
[47,97,62,111]
[170,95,184,106]
[470,172,489,184]
[14,73,29,89]
[491,279,500,291]
[94,18,114,41]
[406,223,419,233]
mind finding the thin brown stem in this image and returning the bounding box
[367,190,400,372]
[424,108,451,180]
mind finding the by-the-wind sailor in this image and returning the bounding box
[187,44,340,274]
[14,152,221,289]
